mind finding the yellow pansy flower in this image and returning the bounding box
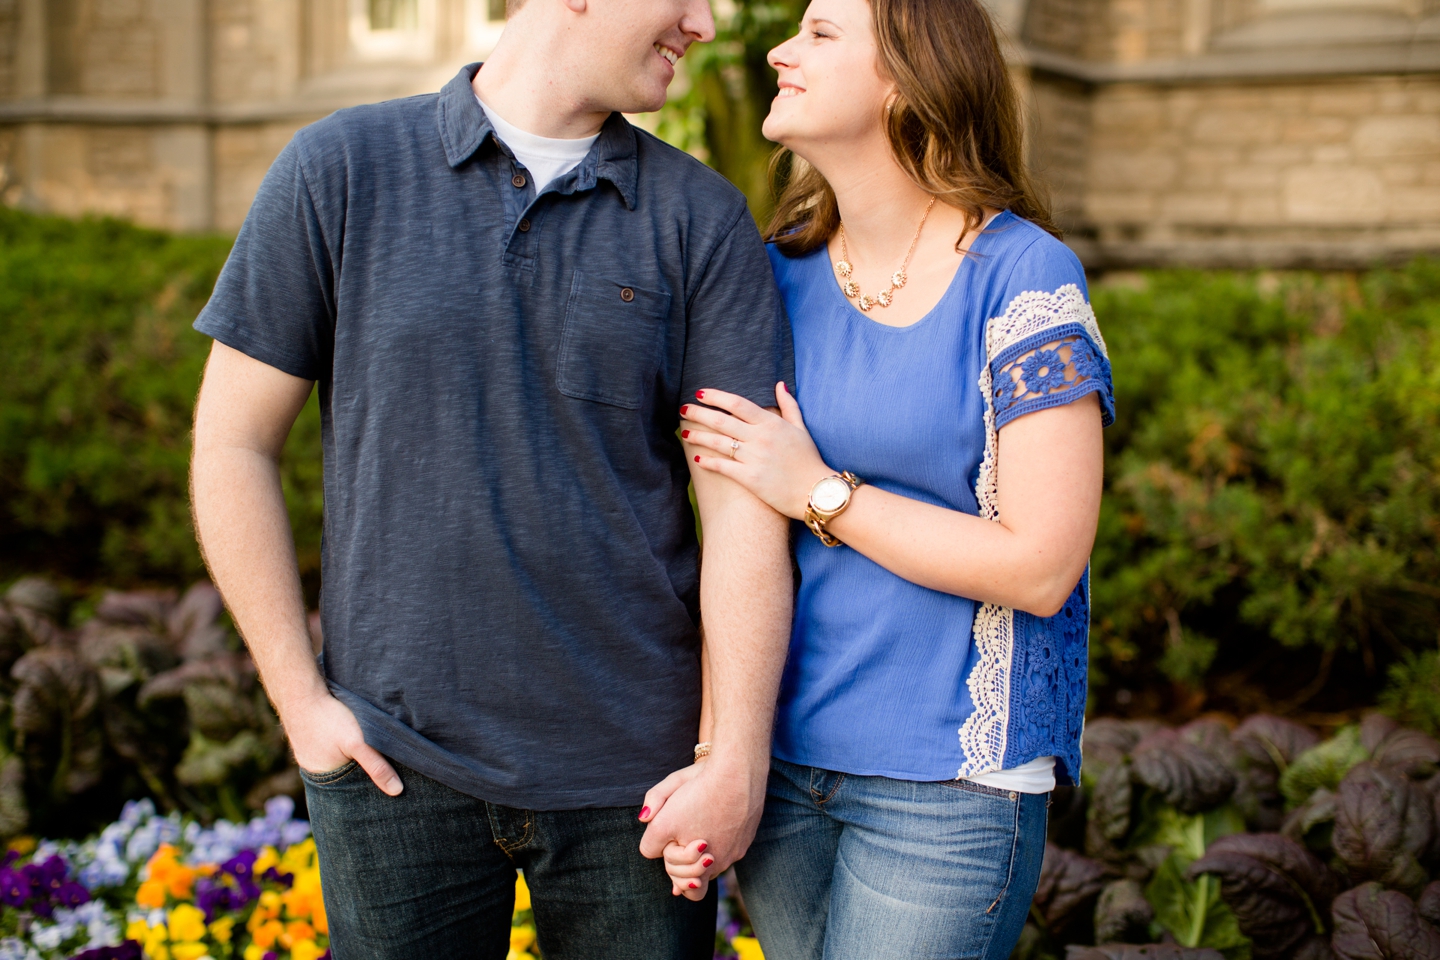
[167,904,207,943]
[732,936,765,960]
[143,922,169,960]
[169,944,209,960]
[126,919,150,943]
[208,916,235,944]
[291,939,326,960]
[6,837,36,856]
[242,946,266,960]
[514,873,531,912]
[253,846,280,876]
[510,924,536,952]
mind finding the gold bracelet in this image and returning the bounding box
[693,742,712,763]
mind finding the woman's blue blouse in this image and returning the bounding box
[768,212,1114,787]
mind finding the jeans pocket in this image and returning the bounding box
[299,760,360,786]
[938,777,1020,800]
[556,271,670,409]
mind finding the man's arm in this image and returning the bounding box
[638,450,791,878]
[191,341,401,795]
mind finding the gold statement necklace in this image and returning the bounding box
[835,196,937,312]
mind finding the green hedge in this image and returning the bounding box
[1,207,1436,723]
[1091,265,1440,724]
[0,208,323,595]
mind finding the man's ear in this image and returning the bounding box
[563,0,586,12]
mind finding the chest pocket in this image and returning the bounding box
[556,271,672,410]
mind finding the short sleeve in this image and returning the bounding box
[679,204,795,408]
[985,236,1114,431]
[194,137,336,381]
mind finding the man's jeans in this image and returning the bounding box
[303,758,717,960]
[734,758,1048,960]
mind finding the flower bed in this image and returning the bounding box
[0,797,759,960]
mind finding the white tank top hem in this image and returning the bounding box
[960,755,1056,794]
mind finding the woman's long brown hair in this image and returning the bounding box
[766,0,1059,256]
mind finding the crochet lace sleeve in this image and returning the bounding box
[986,286,1115,431]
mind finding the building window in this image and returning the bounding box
[349,0,434,59]
[370,0,421,31]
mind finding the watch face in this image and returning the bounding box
[811,476,851,512]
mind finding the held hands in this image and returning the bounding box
[284,690,403,796]
[681,383,832,521]
[638,756,765,902]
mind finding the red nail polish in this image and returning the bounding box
[694,455,701,463]
[696,390,705,399]
[689,881,699,889]
[681,405,689,416]
[681,430,690,439]
[702,857,714,868]
[639,806,650,820]
[697,842,708,853]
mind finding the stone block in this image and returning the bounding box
[1088,151,1178,191]
[1386,187,1440,221]
[1280,116,1352,144]
[1162,192,1233,223]
[1354,115,1440,159]
[1222,166,1282,191]
[1283,166,1385,224]
[1084,191,1157,222]
[1308,88,1379,116]
[1191,110,1280,145]
[1378,162,1421,186]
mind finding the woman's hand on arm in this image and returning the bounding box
[682,382,831,520]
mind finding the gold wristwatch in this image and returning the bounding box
[805,472,865,547]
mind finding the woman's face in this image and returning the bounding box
[761,0,894,154]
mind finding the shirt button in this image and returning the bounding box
[511,174,526,188]
[620,287,635,302]
[518,219,531,232]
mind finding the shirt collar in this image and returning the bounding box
[438,64,639,210]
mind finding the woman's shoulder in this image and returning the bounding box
[981,214,1087,300]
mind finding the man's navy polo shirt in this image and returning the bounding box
[195,64,794,810]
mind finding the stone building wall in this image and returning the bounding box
[0,0,502,233]
[1020,0,1440,265]
[0,0,1437,267]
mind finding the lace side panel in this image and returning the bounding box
[958,285,1106,779]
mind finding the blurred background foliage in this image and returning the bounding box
[2,207,1436,738]
[0,208,325,599]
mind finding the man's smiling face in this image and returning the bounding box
[576,0,716,115]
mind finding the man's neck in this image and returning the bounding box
[473,28,611,140]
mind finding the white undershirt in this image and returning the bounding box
[475,96,599,194]
[962,756,1057,794]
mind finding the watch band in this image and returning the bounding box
[805,472,865,547]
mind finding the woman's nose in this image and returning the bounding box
[768,36,796,70]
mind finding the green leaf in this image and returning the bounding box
[1279,725,1368,808]
[1147,851,1253,958]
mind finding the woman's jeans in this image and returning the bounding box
[735,758,1047,960]
[302,758,716,960]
